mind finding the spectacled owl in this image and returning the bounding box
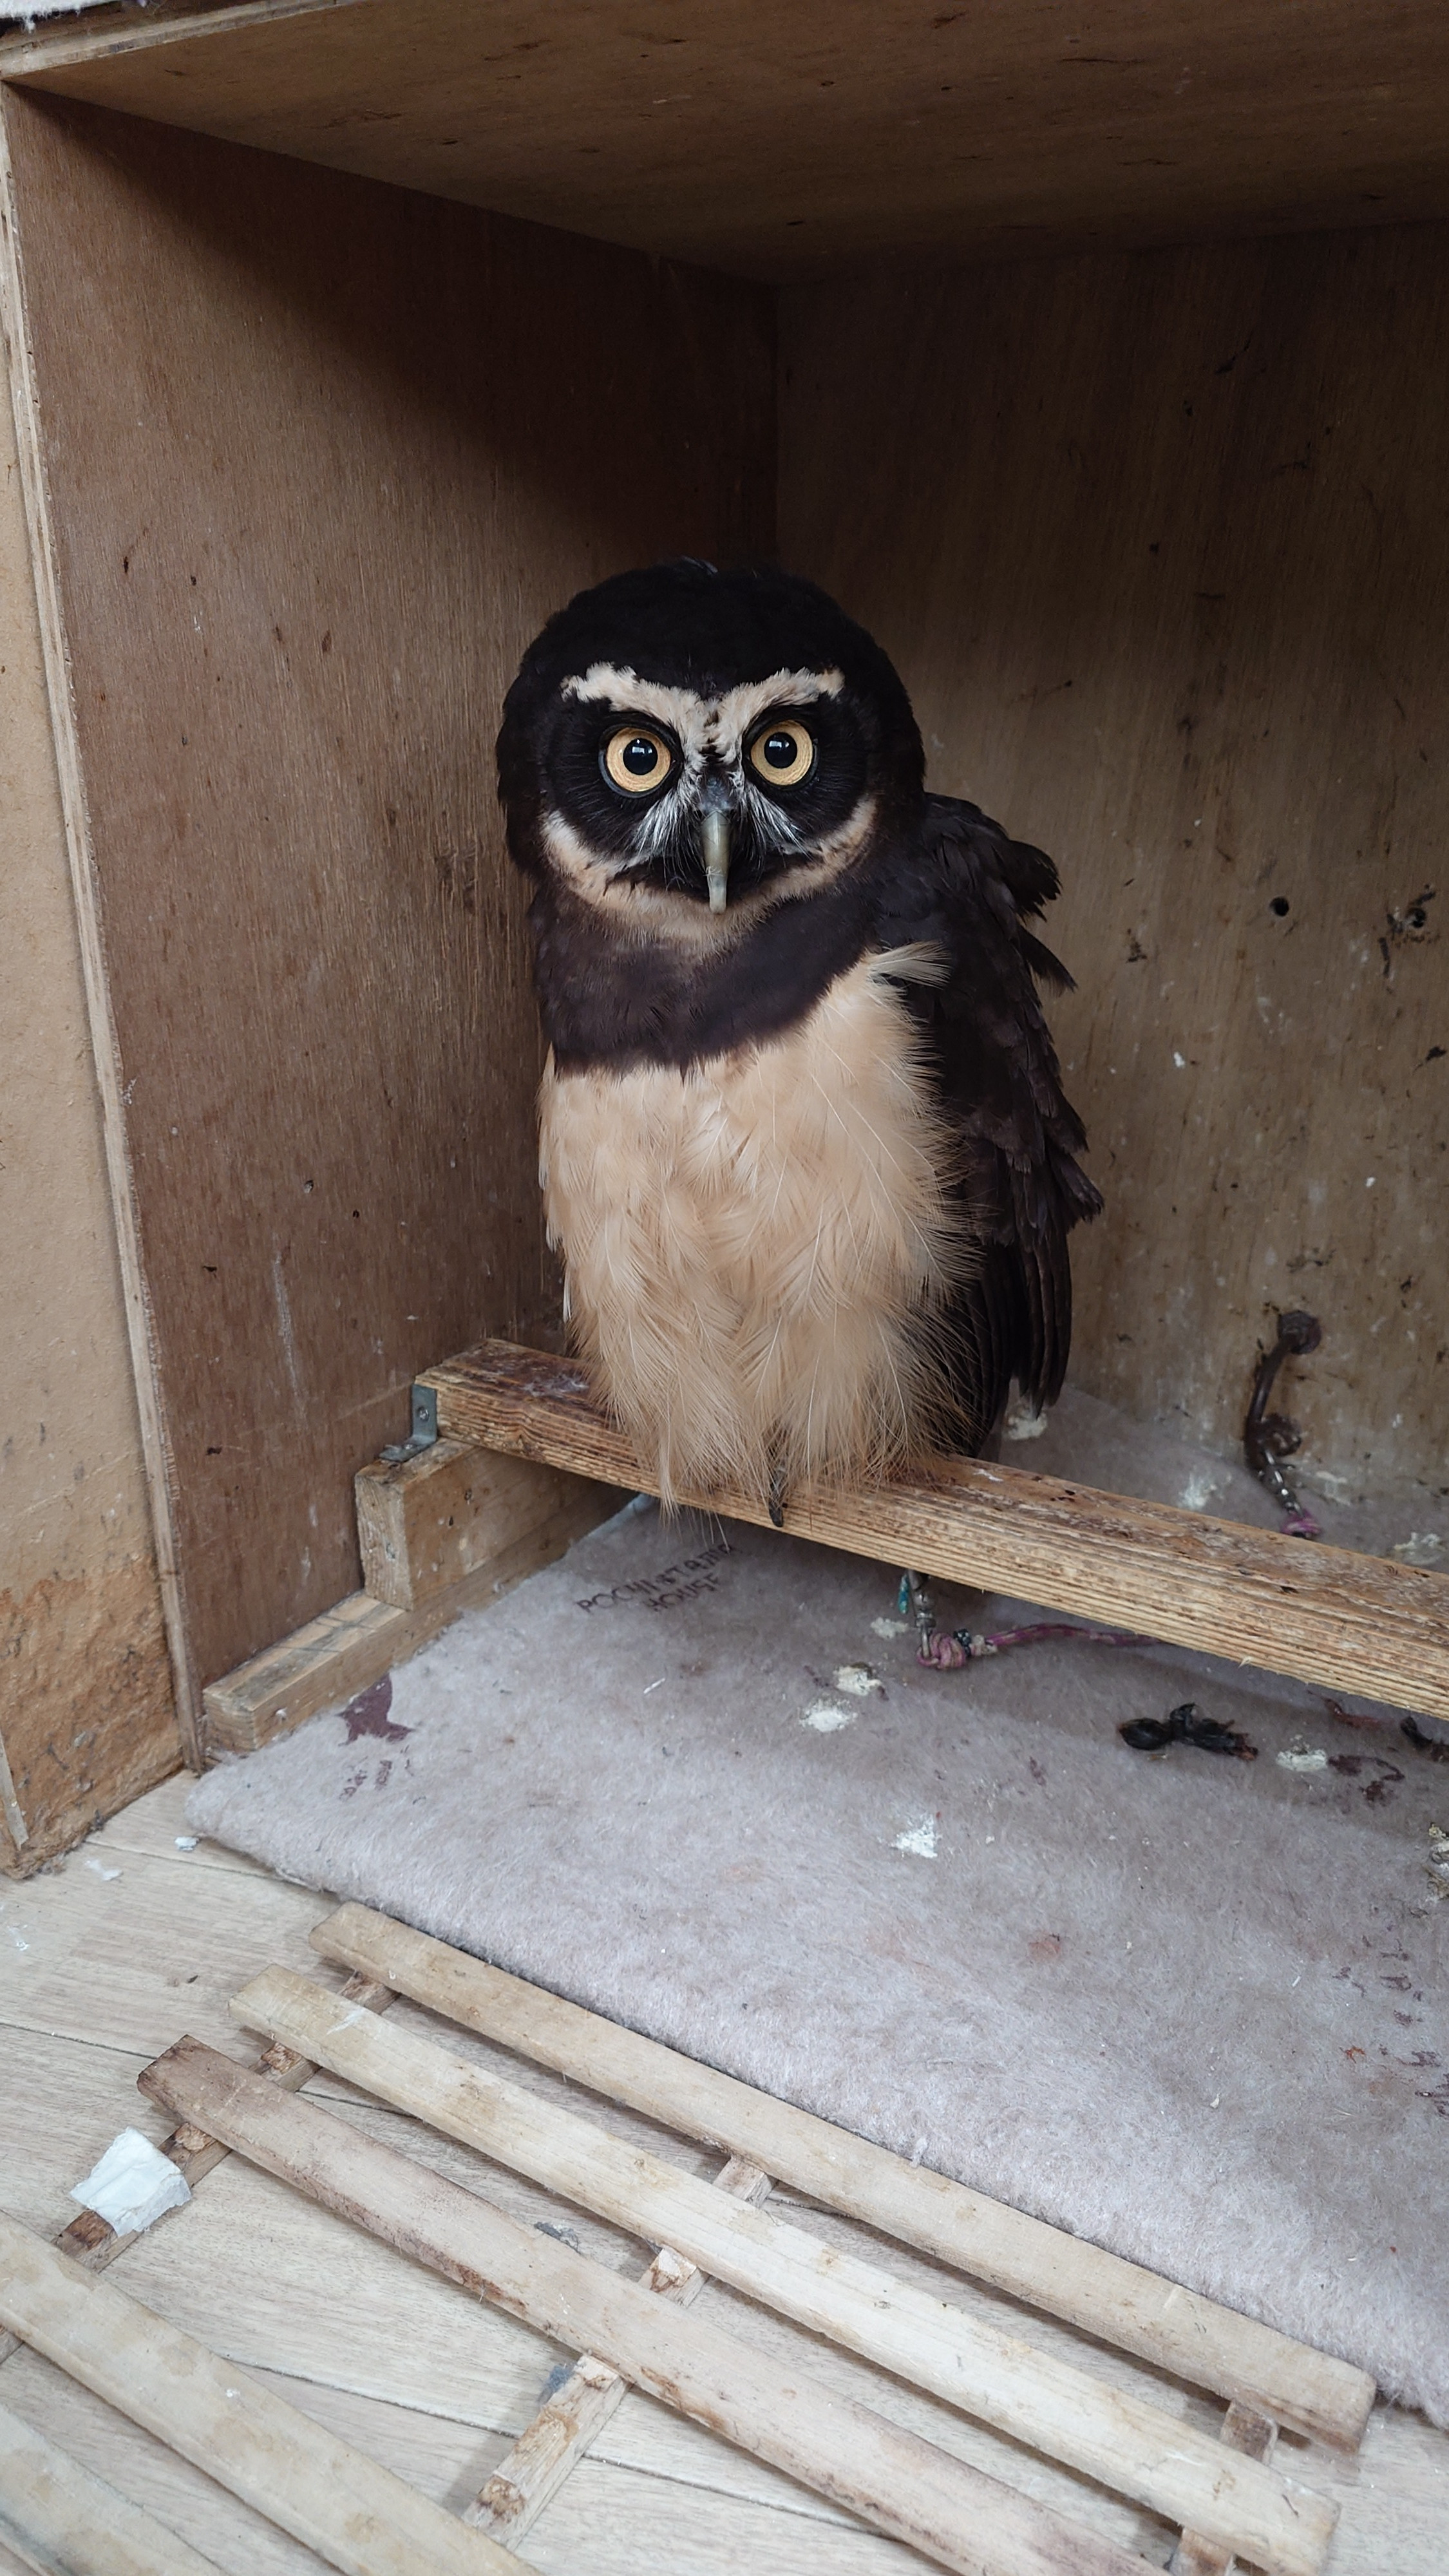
[497,561,1100,1510]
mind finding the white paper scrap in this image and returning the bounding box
[70,2129,192,2235]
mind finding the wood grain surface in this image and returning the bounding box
[1,90,772,1696]
[466,2155,772,2544]
[0,2396,225,2576]
[231,1963,1338,2575]
[139,2036,1160,2576]
[354,1442,620,1611]
[3,1774,1444,2576]
[202,1469,619,1756]
[421,1342,1449,1720]
[781,223,1449,1502]
[8,3,1449,276]
[0,2211,519,2576]
[1171,2401,1278,2576]
[313,1897,1376,2455]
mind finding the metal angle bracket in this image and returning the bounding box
[378,1381,439,1465]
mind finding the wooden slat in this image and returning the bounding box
[0,2214,520,2576]
[312,1901,1376,2454]
[354,1440,623,1612]
[0,2396,225,2576]
[138,2036,1164,2576]
[1171,2405,1280,2576]
[202,1590,422,1755]
[232,1965,1335,2576]
[234,1978,1337,2574]
[466,2154,771,2543]
[422,1341,1449,1721]
[202,1475,619,1756]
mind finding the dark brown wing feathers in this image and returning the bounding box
[872,793,1101,1448]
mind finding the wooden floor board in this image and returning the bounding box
[91,1787,281,1875]
[0,2348,340,2576]
[0,2349,914,2576]
[1,1776,1446,2572]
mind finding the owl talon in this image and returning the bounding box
[768,1467,788,1530]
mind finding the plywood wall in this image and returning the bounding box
[0,332,178,1871]
[5,91,774,1700]
[781,227,1449,1502]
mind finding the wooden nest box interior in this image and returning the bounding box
[1,1,1447,1859]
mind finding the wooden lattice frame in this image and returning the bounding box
[0,1898,1375,2576]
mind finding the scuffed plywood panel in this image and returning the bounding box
[12,1,1449,278]
[0,206,179,1865]
[1,1554,176,1873]
[5,91,773,1692]
[782,225,1448,1497]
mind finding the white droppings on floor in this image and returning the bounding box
[1278,1739,1330,1772]
[833,1663,883,1697]
[869,1615,907,1639]
[893,1816,938,1858]
[82,1853,122,1880]
[801,1699,853,1732]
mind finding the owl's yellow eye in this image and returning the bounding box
[602,726,673,793]
[748,717,815,788]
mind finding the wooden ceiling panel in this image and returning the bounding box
[7,0,1449,279]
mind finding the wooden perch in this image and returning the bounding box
[421,1340,1449,1719]
[231,1964,1336,2576]
[312,1902,1375,2453]
[0,2211,518,2576]
[138,2034,1164,2576]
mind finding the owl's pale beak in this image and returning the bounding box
[701,807,730,913]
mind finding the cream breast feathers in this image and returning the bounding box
[537,948,967,1506]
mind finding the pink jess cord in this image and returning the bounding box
[917,1621,1148,1671]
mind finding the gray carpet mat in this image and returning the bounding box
[189,1390,1449,2422]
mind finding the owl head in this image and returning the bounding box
[497,561,923,930]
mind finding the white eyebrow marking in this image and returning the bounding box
[562,664,844,763]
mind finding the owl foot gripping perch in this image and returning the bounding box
[497,561,1101,1512]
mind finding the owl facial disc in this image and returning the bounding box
[497,562,932,939]
[544,663,862,919]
